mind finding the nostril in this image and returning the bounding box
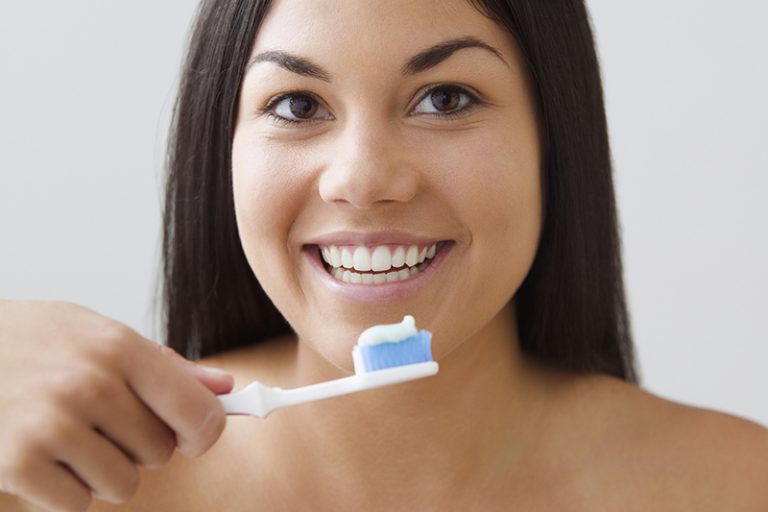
[317,157,419,208]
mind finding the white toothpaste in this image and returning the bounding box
[357,315,417,346]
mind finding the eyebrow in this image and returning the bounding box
[246,37,506,81]
[248,50,332,81]
[402,37,506,75]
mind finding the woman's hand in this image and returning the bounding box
[0,300,234,512]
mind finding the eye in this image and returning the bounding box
[263,92,333,125]
[411,85,479,117]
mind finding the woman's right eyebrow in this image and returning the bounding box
[247,50,331,81]
[246,37,506,82]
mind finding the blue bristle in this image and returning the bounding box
[360,331,432,371]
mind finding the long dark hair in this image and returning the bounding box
[162,0,639,384]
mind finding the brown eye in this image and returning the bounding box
[411,84,477,117]
[288,94,318,118]
[430,89,460,111]
[268,92,332,124]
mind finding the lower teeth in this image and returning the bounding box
[329,263,426,284]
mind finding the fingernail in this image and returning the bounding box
[198,365,231,377]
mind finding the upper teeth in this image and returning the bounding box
[320,243,437,272]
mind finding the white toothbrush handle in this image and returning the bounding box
[218,361,438,418]
[218,381,281,418]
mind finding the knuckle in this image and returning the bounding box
[0,451,34,492]
[0,444,47,496]
[77,373,118,409]
[45,414,78,446]
[5,407,73,459]
[157,343,178,358]
[0,469,12,494]
[77,314,136,359]
[48,367,113,411]
[96,323,134,356]
[15,426,56,462]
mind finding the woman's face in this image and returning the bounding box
[232,0,541,369]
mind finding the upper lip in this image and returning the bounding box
[305,230,447,247]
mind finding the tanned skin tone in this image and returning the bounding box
[2,0,767,510]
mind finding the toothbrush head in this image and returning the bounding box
[357,330,433,371]
[351,316,433,374]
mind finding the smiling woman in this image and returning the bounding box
[1,0,767,511]
[165,0,636,381]
[229,0,548,377]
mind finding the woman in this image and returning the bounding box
[1,0,766,510]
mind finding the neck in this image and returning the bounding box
[264,303,560,506]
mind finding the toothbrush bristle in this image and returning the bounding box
[360,331,433,372]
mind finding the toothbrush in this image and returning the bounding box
[218,315,439,417]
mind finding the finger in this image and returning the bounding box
[88,381,176,469]
[7,458,91,512]
[122,341,227,458]
[157,345,234,394]
[56,422,138,505]
[181,365,235,395]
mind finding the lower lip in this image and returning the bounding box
[303,242,454,302]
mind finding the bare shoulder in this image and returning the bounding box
[198,333,298,386]
[0,465,193,512]
[85,450,220,512]
[564,374,768,511]
[661,397,768,507]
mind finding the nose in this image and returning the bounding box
[317,120,418,208]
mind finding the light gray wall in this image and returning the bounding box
[0,1,200,333]
[1,1,765,425]
[588,0,768,425]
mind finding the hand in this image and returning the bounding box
[0,300,234,511]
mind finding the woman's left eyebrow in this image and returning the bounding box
[246,36,507,81]
[402,37,507,75]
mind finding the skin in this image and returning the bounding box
[231,0,543,373]
[2,0,767,510]
[0,301,233,512]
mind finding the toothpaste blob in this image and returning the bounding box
[357,315,418,346]
[352,316,433,373]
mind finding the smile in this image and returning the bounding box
[318,243,441,285]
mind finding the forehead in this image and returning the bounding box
[251,0,517,69]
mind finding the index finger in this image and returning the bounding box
[120,339,227,458]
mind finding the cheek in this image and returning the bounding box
[433,127,541,236]
[429,126,542,296]
[231,132,312,288]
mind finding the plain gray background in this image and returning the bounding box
[1,1,766,425]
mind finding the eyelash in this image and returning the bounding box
[259,84,484,127]
[260,92,326,127]
[416,84,485,119]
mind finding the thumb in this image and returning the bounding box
[158,344,235,395]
